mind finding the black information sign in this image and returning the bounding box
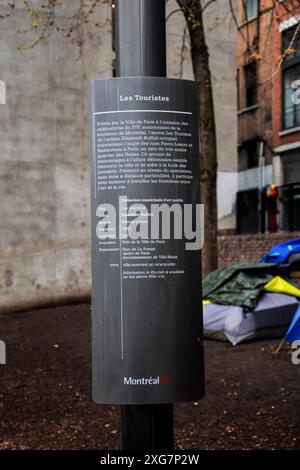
[90,77,204,404]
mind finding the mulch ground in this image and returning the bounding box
[0,303,299,450]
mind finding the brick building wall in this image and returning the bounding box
[272,1,300,150]
[237,0,274,169]
[218,232,300,267]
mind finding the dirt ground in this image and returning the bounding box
[0,303,299,450]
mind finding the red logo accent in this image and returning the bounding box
[160,374,171,385]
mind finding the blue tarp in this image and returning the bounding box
[260,238,300,264]
[285,304,300,343]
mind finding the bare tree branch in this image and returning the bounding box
[166,8,182,22]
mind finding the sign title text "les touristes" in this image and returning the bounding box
[119,94,170,102]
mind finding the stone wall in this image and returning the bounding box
[0,1,112,312]
[0,0,238,312]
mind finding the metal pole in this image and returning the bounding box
[114,0,166,78]
[121,404,174,452]
[113,0,174,452]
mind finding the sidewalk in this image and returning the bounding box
[0,303,299,450]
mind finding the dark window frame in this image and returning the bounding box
[236,188,259,234]
[281,25,300,130]
[244,61,258,108]
[242,138,259,169]
[243,0,259,23]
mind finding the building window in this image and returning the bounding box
[244,62,257,107]
[282,24,300,62]
[282,26,300,130]
[282,64,300,129]
[244,139,258,168]
[237,189,259,234]
[244,0,259,22]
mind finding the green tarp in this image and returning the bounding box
[202,262,277,309]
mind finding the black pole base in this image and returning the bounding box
[120,404,174,452]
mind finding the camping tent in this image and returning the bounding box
[203,293,299,345]
[284,304,300,343]
[260,238,300,264]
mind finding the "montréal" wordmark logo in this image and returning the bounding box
[124,374,171,385]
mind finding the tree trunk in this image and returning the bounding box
[177,0,218,276]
